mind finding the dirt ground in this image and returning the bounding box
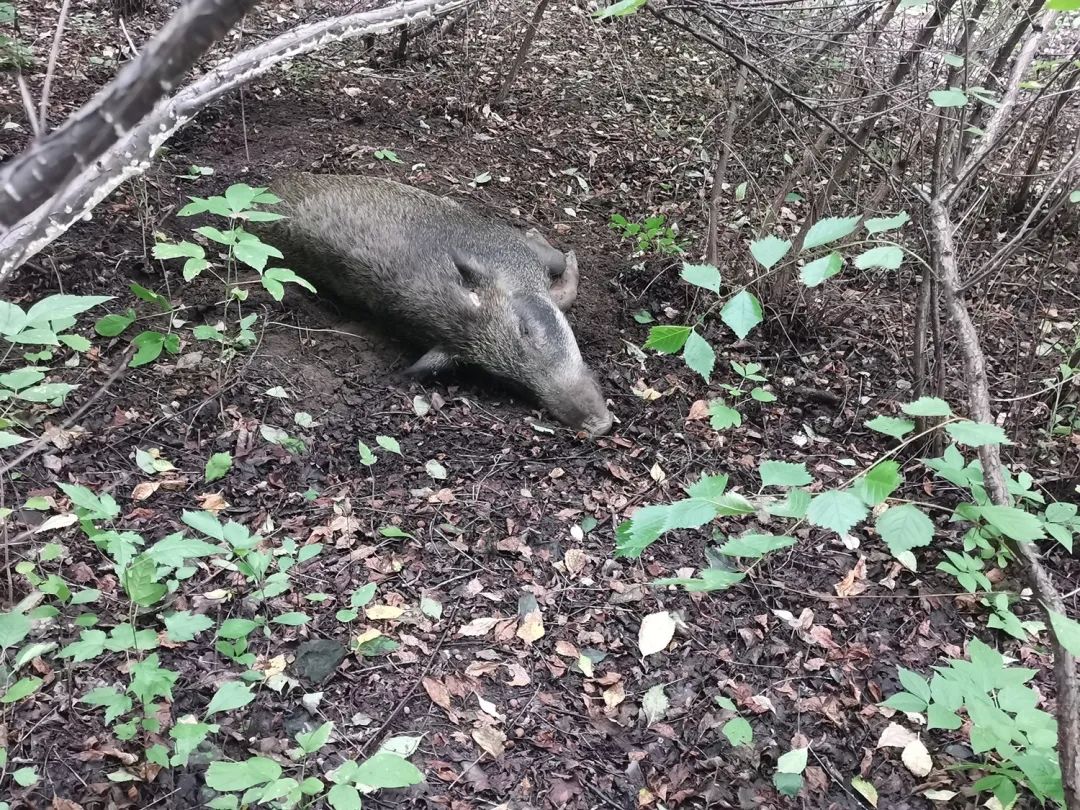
[1,1,1078,808]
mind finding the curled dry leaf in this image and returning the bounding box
[459,617,500,637]
[365,604,404,621]
[901,738,932,777]
[516,609,545,644]
[563,548,587,575]
[422,677,452,711]
[877,722,917,749]
[131,481,160,501]
[471,724,506,758]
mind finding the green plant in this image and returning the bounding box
[609,212,684,256]
[0,3,33,71]
[883,638,1061,806]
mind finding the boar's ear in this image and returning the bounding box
[449,248,490,290]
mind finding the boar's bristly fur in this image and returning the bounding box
[256,173,613,436]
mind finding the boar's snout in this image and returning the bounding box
[543,371,613,437]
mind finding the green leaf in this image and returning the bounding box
[749,235,791,270]
[130,331,165,367]
[218,618,259,639]
[777,746,808,774]
[205,757,282,792]
[593,0,647,17]
[680,263,721,293]
[653,569,745,592]
[759,461,812,488]
[182,510,224,541]
[353,752,425,789]
[720,290,763,340]
[1,676,42,703]
[164,611,214,643]
[865,415,915,439]
[262,267,316,301]
[12,766,38,787]
[122,554,168,607]
[0,611,31,649]
[233,237,283,272]
[204,452,232,482]
[930,88,969,107]
[864,211,909,234]
[901,397,952,417]
[722,716,753,746]
[273,612,310,626]
[945,420,1011,447]
[881,691,927,712]
[153,240,204,261]
[718,533,796,558]
[644,325,691,354]
[59,334,91,352]
[855,460,901,506]
[357,440,377,466]
[897,667,932,703]
[326,783,362,810]
[633,309,654,324]
[683,331,715,382]
[854,245,904,270]
[979,505,1045,542]
[1049,611,1080,656]
[206,682,255,717]
[708,400,741,430]
[807,491,868,536]
[59,629,108,661]
[25,294,112,328]
[799,252,843,287]
[802,216,860,250]
[0,301,28,336]
[376,435,402,455]
[425,459,448,480]
[296,721,334,755]
[146,533,220,566]
[767,488,810,519]
[877,504,934,555]
[0,430,29,449]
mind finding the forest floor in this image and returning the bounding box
[1,1,1078,809]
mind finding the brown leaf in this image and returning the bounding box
[422,677,453,711]
[687,399,710,420]
[471,724,506,758]
[131,481,160,501]
[834,557,868,597]
[516,609,545,644]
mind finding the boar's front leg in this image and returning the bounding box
[547,249,578,312]
[404,346,454,378]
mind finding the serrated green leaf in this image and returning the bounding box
[720,290,763,340]
[854,245,903,270]
[182,510,224,541]
[718,533,796,558]
[164,611,214,643]
[205,452,232,482]
[901,397,952,417]
[944,420,1011,447]
[865,415,915,439]
[759,460,812,488]
[708,400,741,430]
[799,252,843,287]
[357,440,377,466]
[864,211,909,234]
[802,216,860,250]
[749,235,791,270]
[683,330,715,382]
[680,263,721,293]
[979,505,1045,542]
[644,325,692,354]
[855,461,901,506]
[807,490,868,536]
[877,504,934,555]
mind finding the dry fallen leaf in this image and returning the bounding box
[638,611,676,656]
[563,548,587,576]
[471,725,506,758]
[834,557,868,597]
[422,677,452,711]
[459,617,500,637]
[602,682,626,708]
[877,722,917,749]
[516,609,545,644]
[132,481,161,501]
[365,605,404,621]
[901,738,932,777]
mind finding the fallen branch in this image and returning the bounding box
[0,0,474,282]
[0,0,261,230]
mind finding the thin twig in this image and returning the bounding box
[38,0,73,133]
